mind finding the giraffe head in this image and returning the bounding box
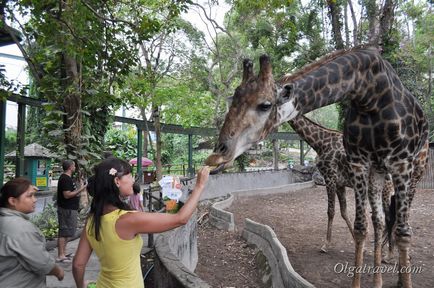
[205,55,280,170]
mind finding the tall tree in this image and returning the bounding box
[2,0,187,174]
[326,0,345,49]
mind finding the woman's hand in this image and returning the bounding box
[195,166,210,189]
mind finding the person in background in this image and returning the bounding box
[128,181,145,212]
[72,158,209,288]
[0,178,64,287]
[56,160,87,263]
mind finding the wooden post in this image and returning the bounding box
[16,103,26,177]
[187,134,194,176]
[273,139,279,170]
[300,140,305,165]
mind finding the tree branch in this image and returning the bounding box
[80,0,137,28]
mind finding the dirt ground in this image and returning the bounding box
[230,186,434,288]
[196,186,434,288]
[196,203,264,288]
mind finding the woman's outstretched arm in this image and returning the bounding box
[119,166,210,235]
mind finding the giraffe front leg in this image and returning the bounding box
[321,185,336,253]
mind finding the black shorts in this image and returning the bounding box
[57,207,78,237]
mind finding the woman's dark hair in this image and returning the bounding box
[88,158,132,241]
[0,177,32,208]
[133,181,141,195]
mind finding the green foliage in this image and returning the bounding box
[160,133,211,165]
[30,203,58,240]
[104,127,138,161]
[4,128,17,154]
[5,0,190,171]
[235,152,249,172]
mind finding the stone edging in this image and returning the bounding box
[209,181,315,288]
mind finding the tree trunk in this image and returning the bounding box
[344,2,350,47]
[326,0,345,49]
[152,105,162,181]
[347,0,358,46]
[62,53,83,176]
[140,107,153,158]
[428,43,433,113]
[363,0,379,44]
[378,0,396,47]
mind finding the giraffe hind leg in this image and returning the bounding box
[336,186,355,240]
[368,172,385,288]
[391,170,413,288]
[351,167,369,288]
[321,185,336,253]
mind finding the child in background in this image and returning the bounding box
[128,181,144,212]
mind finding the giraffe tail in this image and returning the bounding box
[382,194,396,251]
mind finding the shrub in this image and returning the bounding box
[31,203,59,240]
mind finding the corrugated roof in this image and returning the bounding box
[6,143,56,158]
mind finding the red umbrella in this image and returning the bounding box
[129,157,153,167]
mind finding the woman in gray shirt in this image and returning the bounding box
[0,178,64,288]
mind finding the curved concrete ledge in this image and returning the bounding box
[209,181,314,233]
[242,218,314,288]
[209,194,236,231]
[154,234,210,288]
[153,212,211,288]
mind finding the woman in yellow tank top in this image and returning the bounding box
[72,158,209,288]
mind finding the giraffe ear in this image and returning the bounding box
[241,58,254,84]
[277,84,294,104]
[259,54,272,80]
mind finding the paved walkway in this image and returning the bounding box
[46,234,151,287]
[46,237,99,288]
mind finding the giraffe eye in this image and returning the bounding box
[257,101,272,112]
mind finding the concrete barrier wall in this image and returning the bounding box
[153,212,211,288]
[182,169,297,200]
[242,218,314,288]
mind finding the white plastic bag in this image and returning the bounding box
[158,175,183,202]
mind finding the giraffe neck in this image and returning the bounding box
[289,116,342,153]
[285,48,388,115]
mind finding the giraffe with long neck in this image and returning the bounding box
[289,116,428,259]
[274,48,429,287]
[288,116,356,252]
[206,47,429,288]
